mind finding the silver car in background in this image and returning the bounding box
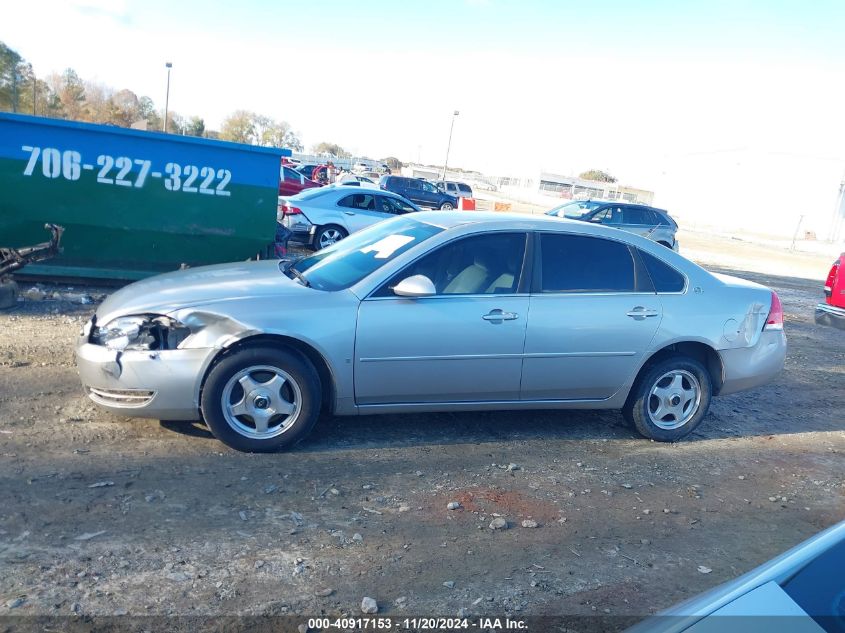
[547,199,680,250]
[76,212,786,452]
[279,185,421,250]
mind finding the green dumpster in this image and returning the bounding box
[0,113,288,280]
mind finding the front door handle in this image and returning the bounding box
[482,309,519,322]
[344,211,355,216]
[626,306,659,319]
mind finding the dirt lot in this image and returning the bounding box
[0,233,843,630]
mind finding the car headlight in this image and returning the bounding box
[91,315,189,351]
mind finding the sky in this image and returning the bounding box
[5,0,845,236]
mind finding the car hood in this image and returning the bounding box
[96,260,308,324]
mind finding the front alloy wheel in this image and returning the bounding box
[221,365,302,439]
[201,347,321,452]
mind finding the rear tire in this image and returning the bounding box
[622,355,712,442]
[440,202,454,211]
[314,225,347,250]
[201,347,321,452]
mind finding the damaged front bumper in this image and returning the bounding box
[815,303,845,331]
[76,332,214,421]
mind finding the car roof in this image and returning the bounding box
[573,199,670,213]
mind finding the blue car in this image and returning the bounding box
[379,175,459,210]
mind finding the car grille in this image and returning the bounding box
[87,387,155,408]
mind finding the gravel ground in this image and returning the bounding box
[0,234,843,630]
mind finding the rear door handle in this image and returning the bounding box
[626,306,659,319]
[344,211,355,216]
[482,309,519,321]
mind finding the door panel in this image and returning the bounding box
[355,231,530,405]
[520,232,661,401]
[521,294,661,400]
[355,296,529,404]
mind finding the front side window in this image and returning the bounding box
[546,200,604,219]
[378,196,416,214]
[376,232,527,296]
[539,233,637,293]
[293,216,444,291]
[421,181,438,193]
[592,206,624,225]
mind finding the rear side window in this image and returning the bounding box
[539,234,637,293]
[624,207,655,224]
[458,184,471,193]
[654,210,675,227]
[639,250,686,292]
[407,179,422,190]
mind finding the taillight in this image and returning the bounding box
[823,259,839,297]
[764,292,783,331]
[283,205,302,216]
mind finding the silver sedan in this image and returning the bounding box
[279,185,421,250]
[76,212,787,452]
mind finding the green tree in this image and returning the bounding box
[109,89,141,127]
[0,41,23,112]
[185,115,205,137]
[311,142,350,157]
[381,156,403,171]
[220,109,256,143]
[54,68,87,120]
[138,96,161,130]
[578,169,617,183]
[254,115,301,149]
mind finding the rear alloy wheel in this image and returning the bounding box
[314,225,347,250]
[440,202,454,211]
[201,347,321,452]
[623,355,712,442]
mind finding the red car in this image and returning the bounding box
[815,252,845,330]
[279,164,322,197]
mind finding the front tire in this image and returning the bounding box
[622,355,712,442]
[201,347,321,452]
[440,202,454,211]
[313,225,347,250]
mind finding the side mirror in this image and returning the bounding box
[393,274,436,298]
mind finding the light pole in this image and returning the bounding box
[441,110,459,180]
[163,62,172,132]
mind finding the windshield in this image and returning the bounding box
[290,216,444,291]
[546,200,604,219]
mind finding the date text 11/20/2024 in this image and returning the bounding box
[21,145,232,196]
[306,617,528,630]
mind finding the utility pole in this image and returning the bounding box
[163,62,172,132]
[441,110,459,180]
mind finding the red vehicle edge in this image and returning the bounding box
[815,252,845,330]
[279,162,322,197]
